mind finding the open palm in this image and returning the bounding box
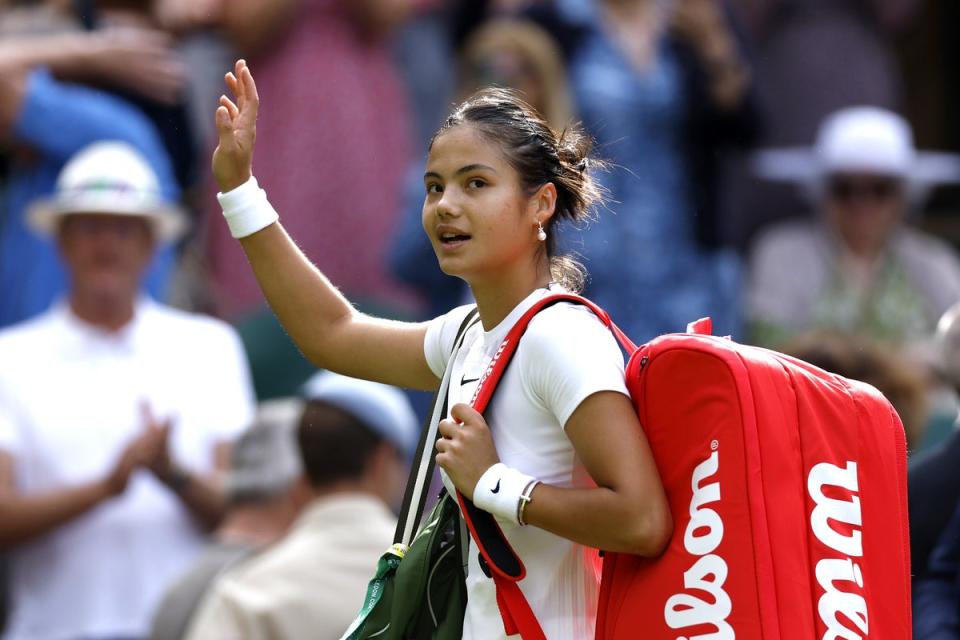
[212,59,259,192]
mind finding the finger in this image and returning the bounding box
[215,105,233,135]
[225,72,240,106]
[437,418,458,440]
[233,60,246,109]
[239,64,259,122]
[435,452,451,471]
[435,437,447,453]
[450,403,482,426]
[219,94,239,119]
[140,401,157,428]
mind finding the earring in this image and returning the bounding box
[537,221,547,242]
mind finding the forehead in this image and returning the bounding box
[59,213,153,234]
[426,125,511,173]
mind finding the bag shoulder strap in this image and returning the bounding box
[394,307,480,545]
[457,293,632,640]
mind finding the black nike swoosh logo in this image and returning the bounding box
[461,375,481,386]
[492,479,501,494]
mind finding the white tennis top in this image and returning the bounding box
[424,287,629,640]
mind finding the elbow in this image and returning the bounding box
[625,504,673,557]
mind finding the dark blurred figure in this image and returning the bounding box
[184,372,417,640]
[910,304,960,580]
[537,0,760,343]
[910,302,960,638]
[725,0,922,246]
[149,399,303,640]
[0,141,254,640]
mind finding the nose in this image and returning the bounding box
[434,189,460,219]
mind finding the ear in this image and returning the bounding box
[529,182,558,227]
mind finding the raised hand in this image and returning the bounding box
[213,59,259,193]
[435,403,501,501]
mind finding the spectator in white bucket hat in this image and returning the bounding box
[745,106,960,351]
[0,140,255,639]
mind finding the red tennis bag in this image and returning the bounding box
[466,293,911,639]
[595,316,912,639]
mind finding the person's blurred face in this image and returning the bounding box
[57,213,155,304]
[823,172,905,257]
[466,49,544,115]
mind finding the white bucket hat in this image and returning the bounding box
[751,106,960,204]
[26,140,188,243]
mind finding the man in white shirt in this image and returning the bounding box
[0,141,255,640]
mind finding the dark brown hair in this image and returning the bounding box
[430,87,605,292]
[296,400,384,487]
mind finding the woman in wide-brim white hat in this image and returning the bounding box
[745,106,960,351]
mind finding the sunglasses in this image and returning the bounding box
[827,178,902,203]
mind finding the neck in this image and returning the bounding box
[216,502,297,547]
[469,260,553,331]
[68,292,136,331]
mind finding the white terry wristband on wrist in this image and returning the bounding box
[472,463,538,526]
[217,176,279,239]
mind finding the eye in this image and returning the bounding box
[466,178,486,189]
[426,183,443,194]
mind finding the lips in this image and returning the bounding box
[437,225,471,246]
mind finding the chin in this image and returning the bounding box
[436,256,465,278]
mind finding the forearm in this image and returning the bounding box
[159,469,227,531]
[236,223,436,389]
[521,483,671,555]
[0,481,109,547]
[0,33,102,81]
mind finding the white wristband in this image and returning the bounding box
[472,463,537,526]
[217,175,279,239]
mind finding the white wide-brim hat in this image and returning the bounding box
[26,140,188,243]
[751,106,960,203]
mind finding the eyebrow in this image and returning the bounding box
[424,164,499,181]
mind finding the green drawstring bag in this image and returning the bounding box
[342,491,467,639]
[341,311,479,640]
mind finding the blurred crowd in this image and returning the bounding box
[1,0,959,638]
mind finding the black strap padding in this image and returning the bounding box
[464,497,524,578]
